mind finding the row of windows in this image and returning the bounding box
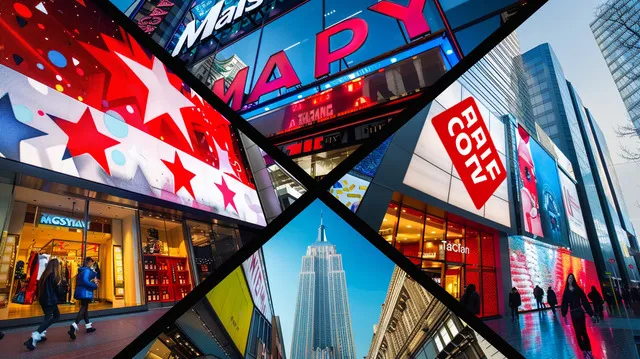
[620,80,640,99]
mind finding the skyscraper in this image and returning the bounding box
[591,0,640,135]
[290,214,356,359]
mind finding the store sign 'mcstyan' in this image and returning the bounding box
[173,0,433,111]
[40,213,88,229]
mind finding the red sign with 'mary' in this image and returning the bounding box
[432,97,506,209]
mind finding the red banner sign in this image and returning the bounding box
[431,97,506,209]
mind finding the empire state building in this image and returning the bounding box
[290,213,356,359]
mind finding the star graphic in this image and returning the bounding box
[116,54,195,150]
[0,93,48,160]
[162,151,196,199]
[214,139,237,176]
[216,176,238,213]
[52,108,120,175]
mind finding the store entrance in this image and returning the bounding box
[0,186,144,321]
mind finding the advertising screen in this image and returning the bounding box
[330,173,370,213]
[241,250,274,323]
[529,138,568,246]
[559,172,588,239]
[206,266,254,355]
[0,0,266,226]
[509,236,600,311]
[516,125,567,245]
[402,86,510,228]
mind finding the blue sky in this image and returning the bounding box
[263,199,395,359]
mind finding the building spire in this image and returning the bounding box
[317,210,327,242]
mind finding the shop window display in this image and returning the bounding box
[380,196,500,317]
[0,186,143,321]
[141,213,193,304]
[187,221,242,284]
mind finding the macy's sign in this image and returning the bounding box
[175,0,435,111]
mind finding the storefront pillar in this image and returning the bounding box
[183,223,200,286]
[498,233,512,318]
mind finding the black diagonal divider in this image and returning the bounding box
[93,0,316,191]
[318,191,525,359]
[104,0,549,357]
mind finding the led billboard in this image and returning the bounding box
[509,235,600,311]
[206,266,254,355]
[559,171,588,239]
[241,249,274,323]
[0,0,266,226]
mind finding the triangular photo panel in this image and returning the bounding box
[128,199,516,359]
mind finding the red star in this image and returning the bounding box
[53,108,120,175]
[216,176,237,213]
[162,152,196,199]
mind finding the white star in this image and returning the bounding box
[116,53,194,149]
[214,139,235,176]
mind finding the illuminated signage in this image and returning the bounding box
[0,0,266,226]
[40,213,88,229]
[241,250,273,323]
[206,266,253,355]
[559,172,587,239]
[431,97,506,209]
[442,241,470,255]
[172,0,264,56]
[206,0,435,112]
[136,0,176,34]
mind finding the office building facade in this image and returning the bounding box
[590,0,640,135]
[520,44,639,286]
[290,215,356,359]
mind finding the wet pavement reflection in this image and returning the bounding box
[485,309,640,359]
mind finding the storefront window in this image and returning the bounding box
[445,222,465,263]
[293,146,360,179]
[423,216,445,261]
[379,204,399,244]
[88,202,143,308]
[383,198,500,317]
[396,206,424,265]
[140,213,193,304]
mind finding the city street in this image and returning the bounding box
[0,308,168,358]
[486,309,640,359]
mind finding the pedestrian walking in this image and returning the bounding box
[24,258,65,351]
[547,287,558,316]
[534,285,545,310]
[461,284,481,316]
[508,287,521,321]
[68,257,98,340]
[588,286,604,322]
[561,274,596,359]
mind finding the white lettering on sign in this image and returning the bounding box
[296,104,334,127]
[241,250,273,322]
[442,240,470,255]
[172,0,263,56]
[40,213,88,229]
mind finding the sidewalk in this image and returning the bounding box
[0,308,168,358]
[485,309,640,359]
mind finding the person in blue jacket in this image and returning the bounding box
[68,257,98,339]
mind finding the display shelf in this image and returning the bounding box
[143,254,192,303]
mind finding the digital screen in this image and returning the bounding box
[0,0,266,226]
[509,236,600,311]
[206,266,254,355]
[516,125,568,245]
[559,171,588,239]
[530,139,568,246]
[241,250,273,323]
[330,173,370,213]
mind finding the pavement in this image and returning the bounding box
[485,308,640,359]
[0,308,168,358]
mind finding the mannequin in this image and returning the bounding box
[36,253,51,280]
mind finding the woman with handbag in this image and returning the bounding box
[24,258,65,351]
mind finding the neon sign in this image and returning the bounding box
[40,213,88,229]
[210,0,435,111]
[136,0,176,34]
